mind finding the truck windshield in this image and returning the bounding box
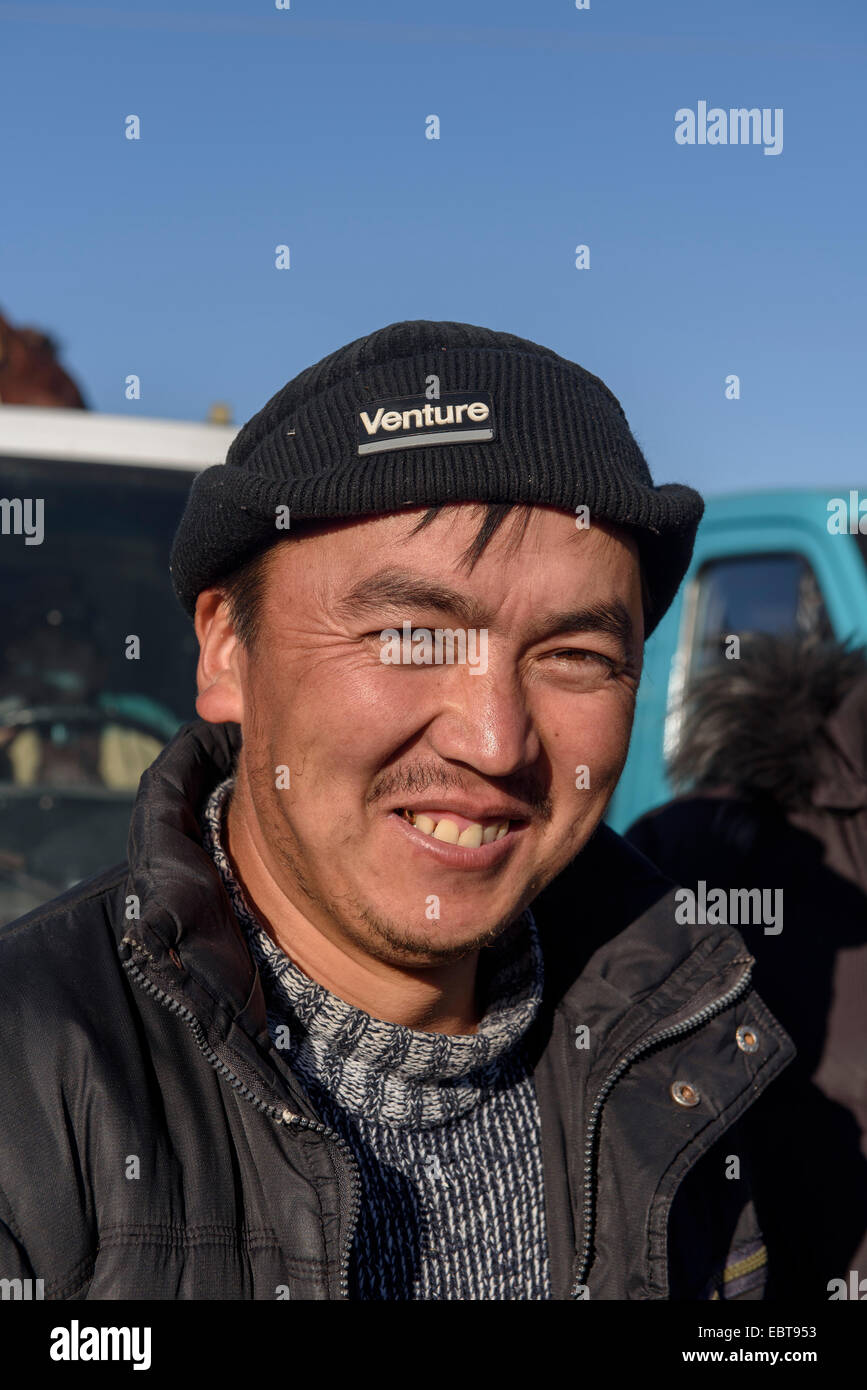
[0,455,198,924]
[687,551,834,677]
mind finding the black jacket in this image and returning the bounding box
[627,664,867,1296]
[0,719,795,1300]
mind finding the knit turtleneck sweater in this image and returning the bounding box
[201,777,552,1300]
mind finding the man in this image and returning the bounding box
[0,320,794,1300]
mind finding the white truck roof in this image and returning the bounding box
[0,406,239,471]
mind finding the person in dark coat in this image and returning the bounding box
[627,635,867,1298]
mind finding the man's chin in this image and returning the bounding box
[354,901,522,967]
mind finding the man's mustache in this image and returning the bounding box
[367,761,554,822]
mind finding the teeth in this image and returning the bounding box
[432,819,460,844]
[402,810,510,846]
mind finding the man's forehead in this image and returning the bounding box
[265,506,642,645]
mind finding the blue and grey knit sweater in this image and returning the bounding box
[202,778,552,1300]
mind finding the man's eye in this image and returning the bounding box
[548,649,616,670]
[541,649,628,683]
[363,623,418,637]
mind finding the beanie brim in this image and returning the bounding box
[169,459,702,637]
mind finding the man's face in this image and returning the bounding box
[207,505,644,967]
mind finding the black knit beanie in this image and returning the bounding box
[170,320,703,636]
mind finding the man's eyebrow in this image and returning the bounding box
[335,568,484,627]
[336,571,636,650]
[533,601,636,653]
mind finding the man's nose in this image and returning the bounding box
[427,665,542,778]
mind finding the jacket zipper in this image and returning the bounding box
[570,961,754,1298]
[121,953,362,1300]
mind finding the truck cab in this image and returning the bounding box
[0,408,237,924]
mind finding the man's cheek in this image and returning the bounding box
[553,701,632,787]
[281,650,427,725]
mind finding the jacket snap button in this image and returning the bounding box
[736,1024,759,1053]
[671,1080,701,1107]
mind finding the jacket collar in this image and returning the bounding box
[122,718,255,1032]
[531,825,757,1043]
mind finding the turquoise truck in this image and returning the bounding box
[0,404,864,920]
[606,488,867,833]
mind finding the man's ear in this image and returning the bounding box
[194,588,244,724]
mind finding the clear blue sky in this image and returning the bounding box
[3,0,865,494]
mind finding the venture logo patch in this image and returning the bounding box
[357,391,494,455]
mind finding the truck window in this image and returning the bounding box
[0,455,197,924]
[687,551,833,676]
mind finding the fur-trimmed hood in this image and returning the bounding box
[670,637,867,812]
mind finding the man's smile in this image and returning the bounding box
[388,803,529,867]
[400,807,512,844]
